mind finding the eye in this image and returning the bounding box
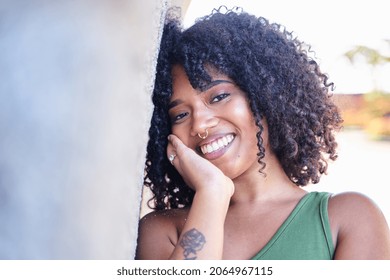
[210,93,230,103]
[171,112,188,124]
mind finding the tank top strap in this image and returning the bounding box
[251,191,334,259]
[319,191,335,257]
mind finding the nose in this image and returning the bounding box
[190,104,218,137]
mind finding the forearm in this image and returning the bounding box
[169,189,230,260]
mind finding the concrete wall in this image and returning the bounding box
[0,0,167,259]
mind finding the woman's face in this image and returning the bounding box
[168,65,262,179]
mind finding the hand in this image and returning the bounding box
[167,134,234,198]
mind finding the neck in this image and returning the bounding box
[230,155,301,205]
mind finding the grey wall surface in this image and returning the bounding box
[0,0,167,259]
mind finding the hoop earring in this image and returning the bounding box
[197,129,209,139]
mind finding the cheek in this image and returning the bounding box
[231,102,258,137]
[231,103,262,157]
[171,126,192,146]
[230,98,255,121]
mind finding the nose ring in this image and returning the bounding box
[197,129,209,139]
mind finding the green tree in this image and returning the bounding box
[344,40,390,91]
[345,40,390,65]
[344,40,390,139]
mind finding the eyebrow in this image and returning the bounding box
[203,79,233,90]
[168,79,233,110]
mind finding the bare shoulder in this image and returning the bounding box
[328,191,388,231]
[328,192,390,259]
[329,191,383,215]
[135,207,189,260]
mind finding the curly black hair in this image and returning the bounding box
[144,7,343,211]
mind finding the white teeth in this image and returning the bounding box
[200,134,235,155]
[222,137,228,146]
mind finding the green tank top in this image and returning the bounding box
[251,191,334,260]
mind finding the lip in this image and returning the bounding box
[197,133,236,160]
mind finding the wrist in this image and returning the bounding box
[195,184,232,208]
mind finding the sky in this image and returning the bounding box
[183,0,390,94]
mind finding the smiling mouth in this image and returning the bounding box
[200,134,235,155]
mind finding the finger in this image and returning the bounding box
[167,134,199,171]
[167,134,181,150]
[168,134,209,172]
[166,138,177,165]
[167,134,197,187]
[168,134,191,157]
[167,134,190,166]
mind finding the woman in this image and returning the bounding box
[136,7,390,259]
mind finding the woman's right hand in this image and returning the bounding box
[166,134,234,259]
[167,134,234,198]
